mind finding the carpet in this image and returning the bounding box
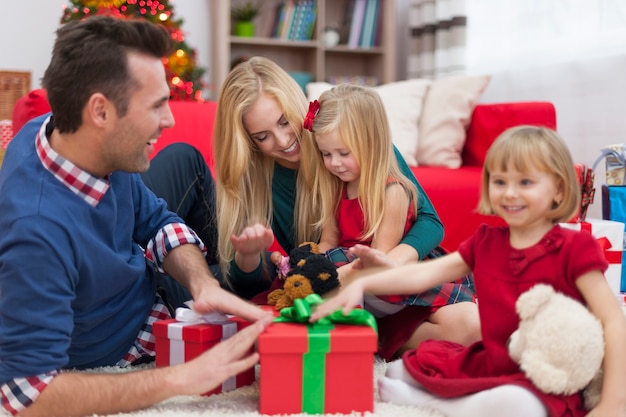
[0,359,445,417]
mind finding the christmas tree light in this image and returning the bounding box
[60,0,206,101]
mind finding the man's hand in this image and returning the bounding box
[174,314,273,396]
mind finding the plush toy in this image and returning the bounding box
[508,284,605,396]
[267,242,340,310]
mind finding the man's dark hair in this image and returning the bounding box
[42,15,174,133]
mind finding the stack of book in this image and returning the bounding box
[345,0,382,48]
[271,0,318,41]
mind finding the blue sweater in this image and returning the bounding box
[0,116,183,384]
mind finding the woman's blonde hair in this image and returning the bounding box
[213,56,324,284]
[478,125,580,223]
[311,83,418,240]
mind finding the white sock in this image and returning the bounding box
[379,377,547,417]
[384,359,421,388]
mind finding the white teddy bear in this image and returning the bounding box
[508,284,604,397]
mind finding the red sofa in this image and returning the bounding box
[156,100,558,252]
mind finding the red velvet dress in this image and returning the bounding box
[403,224,608,417]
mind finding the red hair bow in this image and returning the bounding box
[303,100,320,132]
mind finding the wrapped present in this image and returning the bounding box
[592,144,626,185]
[560,218,625,296]
[602,185,626,292]
[153,306,255,396]
[567,163,595,223]
[258,295,378,415]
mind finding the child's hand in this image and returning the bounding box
[309,280,365,322]
[349,244,397,270]
[271,251,290,279]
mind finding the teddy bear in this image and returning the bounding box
[507,284,604,396]
[508,283,626,410]
[267,242,340,310]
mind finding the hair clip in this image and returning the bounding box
[303,100,320,132]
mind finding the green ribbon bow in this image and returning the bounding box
[273,294,377,414]
[274,293,378,332]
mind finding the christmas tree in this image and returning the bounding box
[60,0,206,101]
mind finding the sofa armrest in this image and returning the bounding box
[462,102,557,167]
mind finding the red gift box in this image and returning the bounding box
[153,316,255,396]
[257,320,377,415]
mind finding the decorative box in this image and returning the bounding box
[592,144,626,186]
[257,295,378,415]
[560,218,625,295]
[153,313,255,396]
[602,185,626,292]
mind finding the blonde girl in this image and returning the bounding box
[312,126,626,417]
[307,83,418,257]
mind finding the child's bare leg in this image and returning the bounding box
[397,302,481,356]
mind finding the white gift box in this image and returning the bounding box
[560,218,625,297]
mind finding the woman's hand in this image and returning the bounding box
[231,223,274,272]
[231,223,274,255]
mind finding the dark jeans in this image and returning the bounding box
[140,143,222,310]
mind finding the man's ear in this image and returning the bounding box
[86,93,110,127]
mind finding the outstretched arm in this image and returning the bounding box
[311,251,470,321]
[21,316,272,417]
[577,271,626,417]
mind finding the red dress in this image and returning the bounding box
[336,182,415,248]
[403,224,608,417]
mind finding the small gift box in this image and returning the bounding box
[153,306,255,396]
[602,185,626,292]
[592,144,626,186]
[560,218,625,296]
[258,295,378,415]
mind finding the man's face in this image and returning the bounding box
[105,51,174,173]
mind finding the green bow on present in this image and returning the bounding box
[274,293,377,333]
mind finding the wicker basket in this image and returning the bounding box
[0,71,31,121]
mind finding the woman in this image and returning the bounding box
[213,56,480,360]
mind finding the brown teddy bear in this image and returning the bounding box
[267,242,340,310]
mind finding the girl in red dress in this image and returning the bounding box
[304,83,476,359]
[311,125,626,417]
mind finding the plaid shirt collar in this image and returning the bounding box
[35,116,110,207]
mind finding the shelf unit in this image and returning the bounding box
[208,0,396,99]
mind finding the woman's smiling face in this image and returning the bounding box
[243,92,301,169]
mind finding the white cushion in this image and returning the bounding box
[417,74,491,168]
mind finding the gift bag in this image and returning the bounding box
[592,144,626,185]
[567,164,595,223]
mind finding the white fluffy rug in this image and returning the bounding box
[1,359,445,417]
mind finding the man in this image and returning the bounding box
[0,15,271,417]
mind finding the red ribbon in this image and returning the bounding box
[303,100,320,132]
[596,236,622,264]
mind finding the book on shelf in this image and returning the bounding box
[271,0,317,41]
[347,0,382,48]
[360,0,380,47]
[348,0,367,48]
